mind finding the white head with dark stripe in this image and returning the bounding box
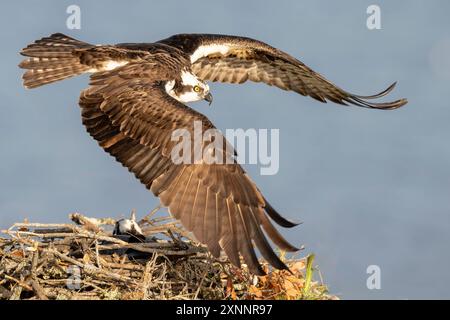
[113,212,145,243]
[165,70,212,105]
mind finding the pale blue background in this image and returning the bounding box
[1,1,449,299]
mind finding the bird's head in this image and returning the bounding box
[165,70,213,105]
[113,212,146,243]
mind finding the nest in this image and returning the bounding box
[0,208,336,300]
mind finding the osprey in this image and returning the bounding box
[19,33,407,275]
[113,212,146,243]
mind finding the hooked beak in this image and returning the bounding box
[204,92,213,106]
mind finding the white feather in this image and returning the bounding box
[181,70,200,86]
[117,219,143,235]
[190,44,230,63]
[104,60,128,71]
[177,91,203,103]
[88,60,128,73]
[165,80,177,99]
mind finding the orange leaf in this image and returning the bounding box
[287,288,300,298]
[291,261,306,273]
[10,250,24,258]
[249,285,263,298]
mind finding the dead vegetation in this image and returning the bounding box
[0,208,337,300]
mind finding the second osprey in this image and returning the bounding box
[19,33,407,275]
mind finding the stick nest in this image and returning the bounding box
[0,208,337,300]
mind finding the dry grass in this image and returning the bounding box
[0,209,337,300]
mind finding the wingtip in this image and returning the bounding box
[397,98,409,107]
[354,81,397,100]
[348,81,408,110]
[263,199,301,228]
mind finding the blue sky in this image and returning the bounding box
[1,1,449,299]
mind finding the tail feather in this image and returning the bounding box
[19,57,77,69]
[19,33,93,88]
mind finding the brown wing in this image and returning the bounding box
[159,34,408,109]
[19,33,151,88]
[80,61,299,275]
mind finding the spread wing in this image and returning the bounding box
[159,34,408,109]
[80,60,299,275]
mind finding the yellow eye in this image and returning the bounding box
[193,85,201,92]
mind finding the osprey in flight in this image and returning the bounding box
[19,33,407,275]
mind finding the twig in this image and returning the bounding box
[4,275,32,291]
[8,223,75,231]
[70,213,102,233]
[94,240,101,268]
[138,205,162,225]
[30,279,48,300]
[47,249,136,284]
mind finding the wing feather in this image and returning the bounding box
[79,59,298,275]
[159,34,407,110]
[236,204,265,275]
[220,198,241,267]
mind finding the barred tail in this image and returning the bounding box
[19,33,93,89]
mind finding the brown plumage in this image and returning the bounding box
[19,33,407,275]
[159,34,408,109]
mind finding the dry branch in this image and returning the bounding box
[0,210,336,300]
